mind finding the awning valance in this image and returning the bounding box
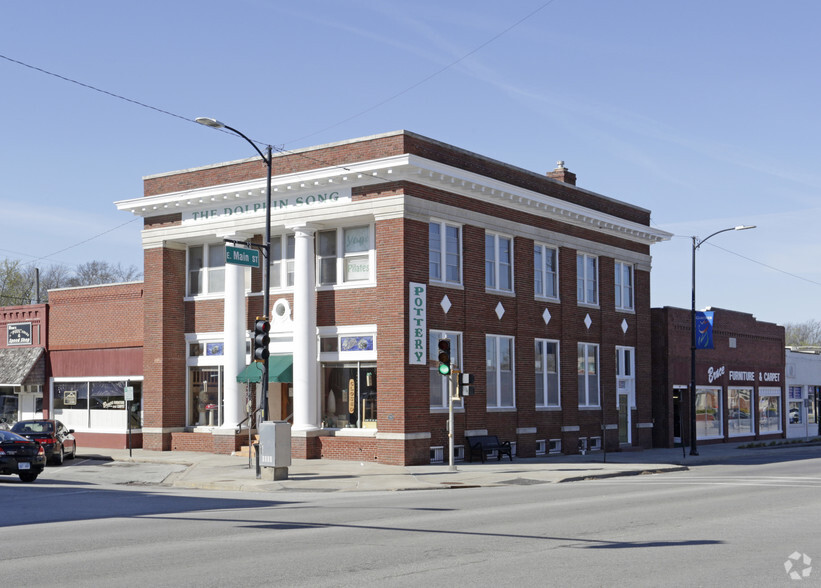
[236,355,293,384]
[0,347,45,387]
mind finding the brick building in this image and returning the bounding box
[0,304,47,425]
[47,282,144,449]
[651,306,786,448]
[115,130,671,465]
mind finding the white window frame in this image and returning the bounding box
[615,346,636,408]
[270,233,295,290]
[316,225,375,288]
[187,243,226,297]
[534,243,559,300]
[485,232,513,293]
[429,330,462,410]
[486,334,515,409]
[535,339,560,408]
[577,342,600,408]
[614,261,634,311]
[576,253,598,305]
[429,221,462,286]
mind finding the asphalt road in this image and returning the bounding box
[2,452,820,586]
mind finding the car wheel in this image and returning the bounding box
[19,472,39,483]
[68,442,77,459]
[53,446,64,466]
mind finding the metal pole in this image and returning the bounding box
[261,145,272,422]
[448,370,456,472]
[687,225,755,456]
[690,235,699,456]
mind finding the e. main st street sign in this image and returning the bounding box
[225,244,260,268]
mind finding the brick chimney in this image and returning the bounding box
[546,161,576,185]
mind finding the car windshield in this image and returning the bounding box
[11,421,53,434]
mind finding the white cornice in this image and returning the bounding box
[117,153,671,246]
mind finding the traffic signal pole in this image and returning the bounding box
[448,368,457,472]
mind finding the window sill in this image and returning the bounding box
[428,280,464,290]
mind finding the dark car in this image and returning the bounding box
[0,430,46,482]
[11,419,77,465]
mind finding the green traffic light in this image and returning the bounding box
[438,363,451,375]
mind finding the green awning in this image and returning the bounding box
[236,355,293,384]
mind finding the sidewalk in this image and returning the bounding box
[74,440,821,493]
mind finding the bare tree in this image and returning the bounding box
[0,259,143,305]
[785,319,821,347]
[68,261,142,287]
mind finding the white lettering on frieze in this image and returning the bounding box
[759,372,781,383]
[707,365,725,383]
[182,188,352,223]
[409,282,426,365]
[729,370,755,382]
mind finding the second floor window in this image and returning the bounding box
[270,234,295,289]
[429,221,461,285]
[576,253,598,305]
[188,243,225,296]
[534,244,558,299]
[485,233,513,292]
[615,261,634,310]
[318,226,373,286]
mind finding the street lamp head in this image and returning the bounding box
[734,225,756,231]
[195,117,225,129]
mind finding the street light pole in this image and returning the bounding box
[195,117,273,422]
[689,225,755,456]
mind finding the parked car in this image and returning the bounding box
[0,430,46,482]
[11,419,77,465]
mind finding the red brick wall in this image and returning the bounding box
[0,304,47,348]
[49,283,143,350]
[651,306,786,447]
[143,247,187,448]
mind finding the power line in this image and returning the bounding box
[663,232,821,288]
[284,0,558,145]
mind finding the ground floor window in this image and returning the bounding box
[535,339,560,408]
[321,363,376,428]
[189,367,223,427]
[727,387,753,436]
[429,331,462,410]
[487,335,515,408]
[696,387,722,439]
[759,388,782,434]
[52,379,142,431]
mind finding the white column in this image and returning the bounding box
[292,225,319,432]
[220,259,246,429]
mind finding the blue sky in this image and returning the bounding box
[2,1,819,325]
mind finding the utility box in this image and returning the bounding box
[258,420,291,480]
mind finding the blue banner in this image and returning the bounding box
[695,311,714,350]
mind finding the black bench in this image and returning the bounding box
[465,435,513,463]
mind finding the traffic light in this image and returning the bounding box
[437,338,451,375]
[253,317,270,363]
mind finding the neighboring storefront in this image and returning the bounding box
[115,130,671,465]
[785,348,821,439]
[651,306,786,448]
[0,304,47,426]
[47,282,144,449]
